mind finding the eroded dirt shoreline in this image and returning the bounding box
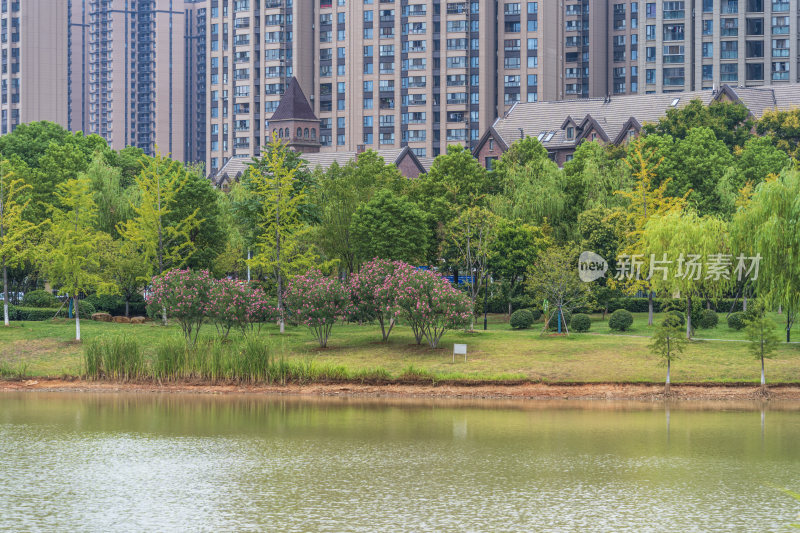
[3,378,800,402]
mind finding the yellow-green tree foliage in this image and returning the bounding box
[117,150,202,276]
[0,159,39,325]
[42,173,116,340]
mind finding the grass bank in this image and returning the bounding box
[1,312,799,384]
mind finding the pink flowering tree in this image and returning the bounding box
[394,268,471,348]
[206,279,277,339]
[147,269,213,345]
[284,270,350,347]
[349,258,415,341]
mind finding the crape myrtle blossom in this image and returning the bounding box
[147,269,277,344]
[284,269,350,348]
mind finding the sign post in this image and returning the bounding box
[453,343,467,363]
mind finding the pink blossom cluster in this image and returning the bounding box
[348,258,471,347]
[283,270,350,347]
[147,269,277,341]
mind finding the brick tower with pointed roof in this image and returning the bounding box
[268,77,321,154]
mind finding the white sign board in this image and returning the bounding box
[453,344,467,362]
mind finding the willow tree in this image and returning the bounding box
[249,136,323,333]
[615,141,687,325]
[732,169,800,341]
[117,150,201,324]
[641,211,729,339]
[0,159,39,326]
[42,174,116,341]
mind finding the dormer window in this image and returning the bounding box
[591,132,598,141]
[628,129,636,141]
[489,138,494,151]
[566,126,574,140]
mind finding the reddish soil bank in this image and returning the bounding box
[3,379,800,401]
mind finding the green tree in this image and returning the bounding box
[649,315,687,395]
[443,206,497,330]
[641,211,729,338]
[563,141,630,227]
[658,127,734,216]
[732,168,800,342]
[744,301,778,394]
[117,150,202,277]
[488,218,549,317]
[41,174,116,341]
[86,153,133,237]
[756,108,800,157]
[350,189,430,265]
[168,166,227,271]
[314,151,405,273]
[735,136,790,185]
[643,99,753,150]
[525,245,589,334]
[0,159,39,326]
[616,141,687,325]
[102,240,150,318]
[491,138,567,238]
[248,136,324,333]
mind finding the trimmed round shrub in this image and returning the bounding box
[662,314,683,328]
[548,309,572,331]
[570,313,591,332]
[698,309,718,329]
[667,310,685,327]
[727,312,746,330]
[510,309,534,330]
[608,309,634,331]
[22,289,57,308]
[530,308,542,321]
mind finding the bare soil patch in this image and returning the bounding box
[3,378,800,402]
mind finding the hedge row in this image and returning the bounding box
[7,306,65,321]
[605,297,745,314]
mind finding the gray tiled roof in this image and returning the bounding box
[215,148,429,185]
[491,84,800,150]
[270,77,317,121]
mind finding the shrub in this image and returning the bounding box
[205,279,276,339]
[7,306,62,321]
[349,258,409,341]
[609,309,634,331]
[728,312,746,331]
[530,308,543,321]
[698,309,719,329]
[147,269,214,344]
[284,270,350,348]
[547,309,572,331]
[571,313,591,332]
[392,268,471,348]
[22,290,57,308]
[510,309,534,329]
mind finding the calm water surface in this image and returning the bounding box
[1,392,799,532]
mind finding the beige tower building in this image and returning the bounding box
[0,0,69,134]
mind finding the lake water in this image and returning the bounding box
[1,392,799,532]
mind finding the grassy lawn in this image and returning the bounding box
[1,312,799,383]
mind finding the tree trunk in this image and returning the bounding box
[743,294,748,313]
[277,271,285,334]
[125,298,130,318]
[648,289,654,326]
[665,358,671,395]
[760,355,766,392]
[161,306,167,326]
[2,260,8,327]
[74,295,81,341]
[247,248,251,282]
[787,311,791,343]
[685,295,692,339]
[706,298,711,310]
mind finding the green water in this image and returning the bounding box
[1,393,799,532]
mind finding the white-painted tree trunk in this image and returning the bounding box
[74,295,81,341]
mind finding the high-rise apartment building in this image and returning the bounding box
[185,0,208,164]
[0,0,70,134]
[68,0,188,160]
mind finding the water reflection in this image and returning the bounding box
[1,392,799,532]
